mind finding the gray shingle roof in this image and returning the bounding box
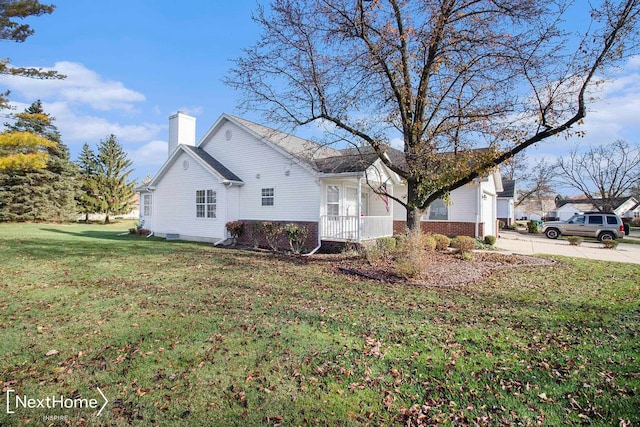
[182,145,243,182]
[497,179,515,198]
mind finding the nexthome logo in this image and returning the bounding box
[5,388,108,417]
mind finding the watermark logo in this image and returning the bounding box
[5,387,108,417]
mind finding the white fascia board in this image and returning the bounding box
[148,145,228,187]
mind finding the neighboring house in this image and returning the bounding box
[624,201,640,220]
[515,196,556,221]
[497,179,516,226]
[548,196,639,220]
[137,112,502,249]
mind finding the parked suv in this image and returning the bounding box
[541,212,625,241]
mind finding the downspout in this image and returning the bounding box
[356,176,362,243]
[475,179,481,239]
[304,236,322,256]
[304,178,323,256]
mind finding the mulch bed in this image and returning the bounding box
[335,251,556,287]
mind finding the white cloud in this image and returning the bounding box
[42,101,163,144]
[130,140,168,167]
[0,61,146,111]
[177,106,204,116]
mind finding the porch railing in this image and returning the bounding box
[319,215,393,241]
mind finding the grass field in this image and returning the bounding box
[1,222,639,426]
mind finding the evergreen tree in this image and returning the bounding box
[94,134,135,224]
[0,0,63,109]
[0,100,78,222]
[76,142,99,222]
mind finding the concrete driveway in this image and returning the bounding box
[496,230,640,264]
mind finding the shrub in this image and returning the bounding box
[395,229,428,279]
[602,240,619,249]
[452,235,475,255]
[527,220,539,234]
[567,236,583,246]
[245,222,261,248]
[225,221,244,242]
[422,234,437,251]
[432,234,450,251]
[498,220,505,229]
[484,235,497,246]
[260,221,284,251]
[461,251,475,261]
[284,223,308,254]
[376,236,397,257]
[393,234,407,248]
[364,246,382,265]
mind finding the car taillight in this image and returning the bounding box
[620,225,624,232]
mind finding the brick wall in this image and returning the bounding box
[236,220,318,252]
[393,220,483,238]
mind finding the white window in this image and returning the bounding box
[196,190,216,218]
[261,188,274,206]
[142,194,152,216]
[327,185,340,216]
[428,198,448,221]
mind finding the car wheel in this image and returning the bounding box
[598,231,615,242]
[545,228,560,239]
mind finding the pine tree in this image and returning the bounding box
[0,0,63,109]
[94,134,135,224]
[0,100,78,222]
[76,142,99,222]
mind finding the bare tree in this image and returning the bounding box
[557,140,640,212]
[227,0,640,230]
[501,151,529,181]
[515,159,559,208]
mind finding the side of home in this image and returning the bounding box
[138,112,502,249]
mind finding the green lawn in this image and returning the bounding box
[1,222,639,426]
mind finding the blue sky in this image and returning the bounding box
[1,0,640,186]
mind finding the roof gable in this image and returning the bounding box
[148,144,243,188]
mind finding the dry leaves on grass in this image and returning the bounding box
[337,251,554,286]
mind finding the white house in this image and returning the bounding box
[497,179,516,226]
[548,196,639,221]
[137,113,502,250]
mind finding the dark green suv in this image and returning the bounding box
[541,212,625,241]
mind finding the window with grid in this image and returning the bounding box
[142,194,152,216]
[261,188,274,206]
[327,185,340,216]
[428,198,448,220]
[196,190,216,218]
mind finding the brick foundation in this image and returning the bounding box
[236,220,319,252]
[393,220,483,238]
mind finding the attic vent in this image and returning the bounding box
[225,129,232,140]
[183,160,190,170]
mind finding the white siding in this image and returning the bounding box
[200,121,321,222]
[392,184,480,222]
[497,199,513,220]
[448,185,478,222]
[151,151,227,241]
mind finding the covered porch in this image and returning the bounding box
[319,176,394,242]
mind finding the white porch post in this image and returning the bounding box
[356,177,362,242]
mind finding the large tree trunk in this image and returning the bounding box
[104,212,110,224]
[406,179,423,232]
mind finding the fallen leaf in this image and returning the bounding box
[45,349,59,357]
